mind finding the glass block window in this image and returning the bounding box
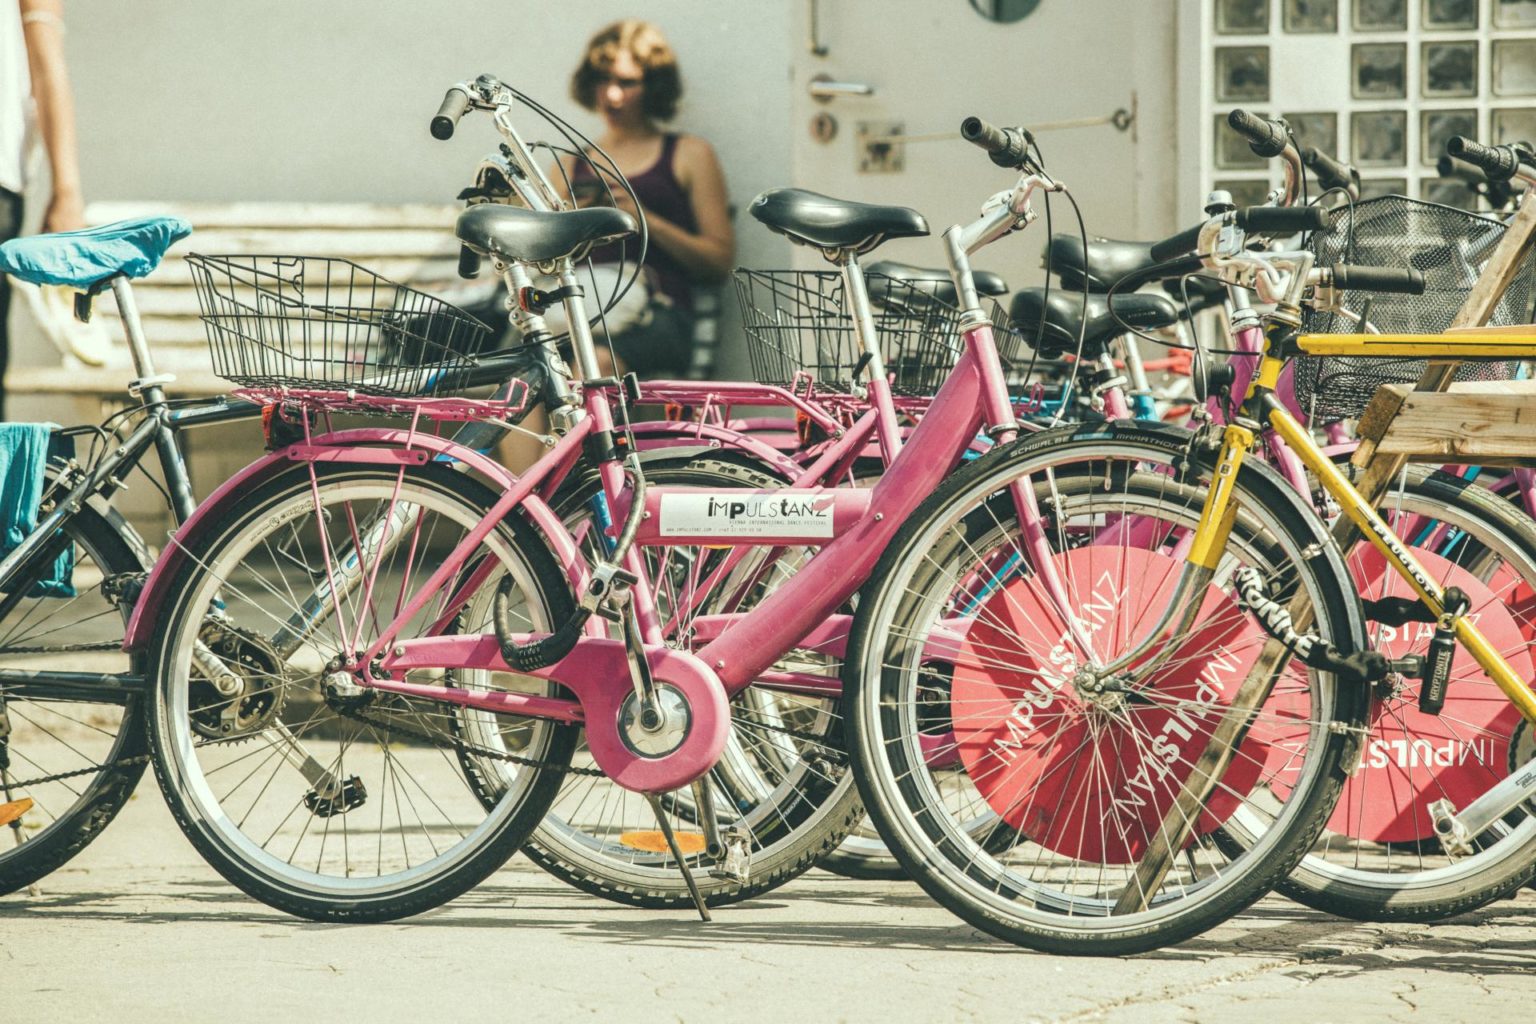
[1202,0,1536,208]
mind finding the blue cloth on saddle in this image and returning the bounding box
[0,216,192,288]
[0,424,73,598]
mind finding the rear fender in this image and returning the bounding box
[626,420,801,478]
[122,429,582,652]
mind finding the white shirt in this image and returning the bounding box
[0,1,34,194]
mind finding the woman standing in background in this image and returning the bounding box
[563,19,734,378]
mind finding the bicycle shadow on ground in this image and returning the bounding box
[6,874,1533,971]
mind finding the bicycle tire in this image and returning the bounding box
[0,488,150,896]
[846,422,1368,955]
[146,462,577,921]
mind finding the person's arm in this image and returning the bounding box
[21,0,83,232]
[615,135,734,283]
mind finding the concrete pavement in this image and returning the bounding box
[3,781,1533,1023]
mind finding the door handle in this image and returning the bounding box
[809,74,874,103]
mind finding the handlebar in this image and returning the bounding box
[1234,205,1332,233]
[1446,136,1524,182]
[1228,109,1288,158]
[430,85,473,141]
[1149,224,1205,263]
[960,116,1033,169]
[1330,265,1426,295]
[1438,153,1491,187]
[1301,146,1359,197]
[1148,204,1330,262]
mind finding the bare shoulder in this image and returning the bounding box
[672,133,724,183]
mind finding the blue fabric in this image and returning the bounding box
[0,216,192,288]
[0,424,73,598]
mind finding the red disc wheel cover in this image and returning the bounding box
[1323,545,1528,843]
[950,546,1282,865]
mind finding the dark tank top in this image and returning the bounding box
[573,132,698,308]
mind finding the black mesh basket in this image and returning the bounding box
[186,254,494,397]
[1301,196,1533,421]
[733,268,1022,395]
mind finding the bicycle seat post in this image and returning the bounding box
[109,277,175,401]
[837,251,889,386]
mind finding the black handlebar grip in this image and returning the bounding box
[1301,146,1358,194]
[1149,223,1207,262]
[1228,109,1288,158]
[1234,205,1333,234]
[960,116,1032,168]
[1446,136,1522,182]
[1331,265,1427,295]
[431,86,472,141]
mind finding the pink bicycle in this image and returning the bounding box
[129,77,1064,922]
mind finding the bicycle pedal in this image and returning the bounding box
[303,775,367,817]
[708,829,751,884]
[0,798,33,828]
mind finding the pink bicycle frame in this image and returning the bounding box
[355,318,1046,791]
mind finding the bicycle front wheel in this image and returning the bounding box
[846,423,1368,955]
[147,462,576,921]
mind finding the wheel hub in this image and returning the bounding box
[618,684,692,758]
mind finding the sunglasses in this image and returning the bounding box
[596,72,645,90]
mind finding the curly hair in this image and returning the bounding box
[570,19,683,122]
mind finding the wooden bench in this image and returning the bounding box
[8,199,725,402]
[6,201,469,400]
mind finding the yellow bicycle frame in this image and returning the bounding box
[1188,330,1536,723]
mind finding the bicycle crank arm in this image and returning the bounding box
[1429,757,1536,856]
[692,776,726,860]
[258,720,348,800]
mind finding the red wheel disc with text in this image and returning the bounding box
[1326,545,1528,843]
[950,546,1290,865]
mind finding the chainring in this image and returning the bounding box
[188,619,289,741]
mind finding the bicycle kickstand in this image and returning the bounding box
[644,792,712,922]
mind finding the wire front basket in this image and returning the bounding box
[733,268,1022,395]
[1301,196,1532,421]
[186,254,495,397]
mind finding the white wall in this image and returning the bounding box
[18,2,1188,402]
[58,1,797,380]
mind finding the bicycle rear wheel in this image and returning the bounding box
[147,462,576,921]
[518,452,862,907]
[0,488,150,896]
[1281,467,1536,919]
[847,423,1367,955]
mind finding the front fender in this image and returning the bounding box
[123,429,583,652]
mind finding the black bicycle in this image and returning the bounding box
[0,217,274,893]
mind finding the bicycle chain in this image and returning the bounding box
[5,672,844,788]
[333,701,607,777]
[0,732,253,791]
